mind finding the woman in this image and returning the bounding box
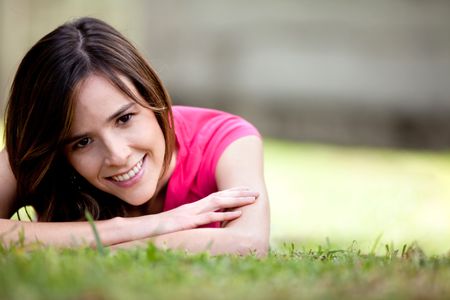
[0,17,269,256]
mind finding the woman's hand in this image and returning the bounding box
[156,187,258,233]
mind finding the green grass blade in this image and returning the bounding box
[85,210,106,255]
[370,233,383,255]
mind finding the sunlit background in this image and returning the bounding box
[1,0,450,254]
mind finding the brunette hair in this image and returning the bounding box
[5,17,175,221]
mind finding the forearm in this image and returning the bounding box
[112,227,268,257]
[0,215,167,248]
[0,188,256,248]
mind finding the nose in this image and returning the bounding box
[102,134,131,167]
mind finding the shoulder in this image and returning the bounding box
[172,105,230,127]
[172,105,260,142]
[173,105,261,181]
[164,106,262,211]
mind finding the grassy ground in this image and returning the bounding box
[1,242,450,300]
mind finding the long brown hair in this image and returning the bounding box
[5,17,175,221]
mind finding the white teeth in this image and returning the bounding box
[111,158,143,182]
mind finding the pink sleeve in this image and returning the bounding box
[200,114,261,184]
[164,107,261,224]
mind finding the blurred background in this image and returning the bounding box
[1,0,450,254]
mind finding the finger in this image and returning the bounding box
[215,186,259,195]
[214,190,260,198]
[192,190,259,213]
[222,186,251,191]
[198,210,242,225]
[201,195,257,212]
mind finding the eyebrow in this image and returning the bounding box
[64,102,136,145]
[106,102,135,122]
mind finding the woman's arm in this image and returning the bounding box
[1,149,252,247]
[0,205,243,248]
[112,227,262,256]
[113,136,270,257]
[0,191,250,248]
[215,135,270,254]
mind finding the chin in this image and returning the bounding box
[121,191,155,207]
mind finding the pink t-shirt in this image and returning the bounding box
[163,106,260,228]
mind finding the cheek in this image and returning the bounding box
[67,153,99,179]
[139,118,166,156]
[153,129,166,160]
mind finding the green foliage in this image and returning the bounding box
[1,242,450,300]
[85,210,107,256]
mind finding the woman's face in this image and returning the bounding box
[64,74,166,206]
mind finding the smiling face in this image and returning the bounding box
[64,74,167,206]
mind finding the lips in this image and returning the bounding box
[110,157,144,182]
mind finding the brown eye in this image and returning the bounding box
[117,113,133,124]
[75,137,92,149]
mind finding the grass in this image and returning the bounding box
[1,241,450,300]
